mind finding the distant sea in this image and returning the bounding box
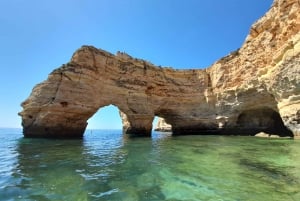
[0,128,300,201]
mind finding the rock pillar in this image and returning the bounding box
[122,114,154,137]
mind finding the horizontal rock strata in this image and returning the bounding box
[19,0,300,138]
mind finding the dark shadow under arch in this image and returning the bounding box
[236,107,293,137]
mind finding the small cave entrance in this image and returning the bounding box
[236,107,293,137]
[86,105,123,131]
[152,116,172,132]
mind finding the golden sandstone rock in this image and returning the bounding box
[19,0,300,138]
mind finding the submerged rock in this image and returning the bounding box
[255,132,293,138]
[19,0,300,138]
[255,132,271,138]
[255,132,281,138]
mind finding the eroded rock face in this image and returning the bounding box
[19,0,300,138]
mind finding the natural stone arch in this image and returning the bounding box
[19,0,300,138]
[19,44,299,138]
[87,103,154,136]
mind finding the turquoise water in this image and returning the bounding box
[0,128,300,201]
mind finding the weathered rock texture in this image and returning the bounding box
[19,0,300,138]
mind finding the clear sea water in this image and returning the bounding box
[0,128,300,201]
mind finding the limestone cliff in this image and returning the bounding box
[19,0,300,138]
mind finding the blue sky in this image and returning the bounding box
[0,0,273,129]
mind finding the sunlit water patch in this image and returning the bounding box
[0,128,299,201]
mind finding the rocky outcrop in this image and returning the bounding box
[154,117,172,132]
[19,0,300,138]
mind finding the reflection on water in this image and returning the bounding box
[0,129,300,201]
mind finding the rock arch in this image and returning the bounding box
[18,47,218,138]
[19,0,300,138]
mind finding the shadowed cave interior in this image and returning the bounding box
[236,107,293,137]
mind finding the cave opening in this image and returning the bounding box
[152,116,172,132]
[236,107,293,137]
[86,105,123,131]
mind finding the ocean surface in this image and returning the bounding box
[0,128,300,201]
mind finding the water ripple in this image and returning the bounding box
[0,129,300,201]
